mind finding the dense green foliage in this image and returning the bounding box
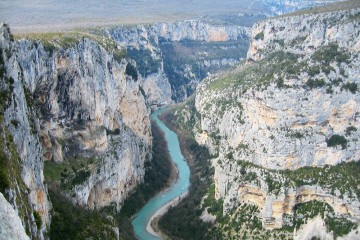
[346,126,357,135]
[49,189,118,240]
[125,63,138,81]
[342,82,358,94]
[327,134,348,149]
[127,48,161,77]
[33,211,42,229]
[0,129,12,193]
[71,170,91,186]
[312,43,350,64]
[306,78,325,88]
[254,31,264,40]
[120,122,172,217]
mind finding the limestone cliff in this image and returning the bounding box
[18,36,151,209]
[104,20,250,102]
[1,22,152,238]
[193,4,360,238]
[1,24,51,240]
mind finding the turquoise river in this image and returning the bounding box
[132,108,191,240]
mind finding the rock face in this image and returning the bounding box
[194,5,360,235]
[1,24,51,239]
[16,37,151,209]
[110,21,249,45]
[105,20,250,102]
[1,21,152,237]
[0,193,30,240]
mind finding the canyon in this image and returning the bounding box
[0,0,359,239]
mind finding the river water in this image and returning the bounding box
[132,108,190,240]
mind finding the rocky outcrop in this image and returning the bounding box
[1,24,51,239]
[237,184,359,229]
[15,37,151,209]
[248,7,360,61]
[194,5,360,234]
[196,7,360,170]
[0,193,30,240]
[0,21,153,238]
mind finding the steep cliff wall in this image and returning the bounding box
[18,37,151,209]
[1,24,51,240]
[1,22,153,238]
[193,4,360,238]
[197,7,360,169]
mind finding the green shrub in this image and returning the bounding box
[125,63,138,81]
[308,65,321,76]
[327,134,347,149]
[342,82,358,94]
[106,128,120,135]
[276,78,284,88]
[254,31,264,40]
[33,211,42,229]
[0,151,10,193]
[312,43,350,64]
[306,79,325,88]
[49,190,119,240]
[292,132,304,139]
[71,170,90,186]
[346,126,357,135]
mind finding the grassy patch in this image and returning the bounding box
[44,156,98,190]
[206,51,304,92]
[15,31,126,60]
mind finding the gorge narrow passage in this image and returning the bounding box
[132,108,190,240]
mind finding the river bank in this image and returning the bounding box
[147,191,189,238]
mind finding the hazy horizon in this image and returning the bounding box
[0,0,263,33]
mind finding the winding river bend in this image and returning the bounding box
[132,108,191,240]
